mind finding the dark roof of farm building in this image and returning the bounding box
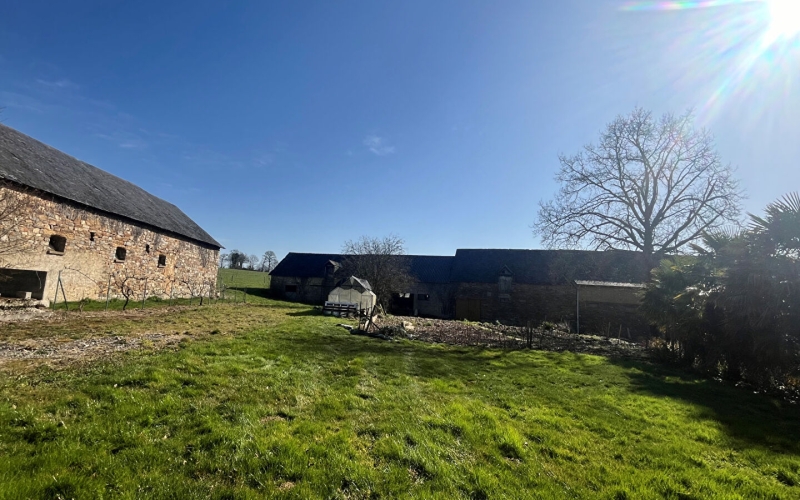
[271,253,343,278]
[0,124,221,248]
[270,253,454,284]
[406,255,454,283]
[451,249,648,285]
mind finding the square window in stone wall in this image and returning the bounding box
[48,235,66,255]
[115,247,127,262]
[158,255,166,267]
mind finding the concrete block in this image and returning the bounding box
[16,291,32,300]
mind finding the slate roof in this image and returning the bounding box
[451,249,648,285]
[272,249,647,286]
[0,124,221,248]
[270,253,454,284]
[406,255,454,284]
[270,253,343,278]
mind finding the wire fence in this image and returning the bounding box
[47,268,268,312]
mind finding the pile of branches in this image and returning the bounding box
[368,316,647,359]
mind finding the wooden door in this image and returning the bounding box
[456,298,481,321]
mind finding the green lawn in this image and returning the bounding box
[217,268,271,290]
[1,301,799,499]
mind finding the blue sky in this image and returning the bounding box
[2,0,799,260]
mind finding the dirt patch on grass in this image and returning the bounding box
[0,332,190,361]
[0,303,291,371]
[375,316,649,360]
[0,332,193,370]
[0,304,287,342]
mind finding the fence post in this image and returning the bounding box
[105,273,112,311]
[52,270,61,309]
[576,285,580,335]
[169,283,174,306]
[142,278,148,310]
[59,275,68,311]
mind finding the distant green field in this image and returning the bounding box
[217,268,271,289]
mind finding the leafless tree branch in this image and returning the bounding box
[341,234,414,309]
[533,108,743,267]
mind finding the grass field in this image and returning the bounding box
[1,300,799,498]
[217,268,271,290]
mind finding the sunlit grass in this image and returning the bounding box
[1,302,799,498]
[217,268,271,290]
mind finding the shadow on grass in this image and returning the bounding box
[275,309,800,454]
[286,309,323,317]
[606,357,800,454]
[270,324,518,382]
[228,287,272,299]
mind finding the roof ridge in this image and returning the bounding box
[0,124,220,248]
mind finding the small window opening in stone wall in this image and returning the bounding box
[48,235,66,255]
[285,284,298,293]
[417,294,430,301]
[158,255,166,267]
[115,247,127,262]
[146,244,150,253]
[89,232,95,242]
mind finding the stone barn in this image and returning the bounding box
[269,253,343,304]
[0,124,221,304]
[271,248,651,331]
[450,249,649,332]
[269,253,455,317]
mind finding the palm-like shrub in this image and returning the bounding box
[643,193,800,389]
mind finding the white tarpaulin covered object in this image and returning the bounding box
[327,276,376,311]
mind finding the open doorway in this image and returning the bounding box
[0,269,48,300]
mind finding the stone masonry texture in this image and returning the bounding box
[0,185,218,303]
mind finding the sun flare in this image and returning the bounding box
[766,0,800,40]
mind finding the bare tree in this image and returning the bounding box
[247,254,259,270]
[178,274,209,305]
[533,108,743,267]
[112,269,145,311]
[0,181,34,266]
[219,253,230,268]
[260,250,278,272]
[341,235,414,309]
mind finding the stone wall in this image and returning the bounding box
[454,281,648,335]
[271,274,455,318]
[270,276,330,304]
[0,186,219,303]
[409,282,455,318]
[455,282,576,325]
